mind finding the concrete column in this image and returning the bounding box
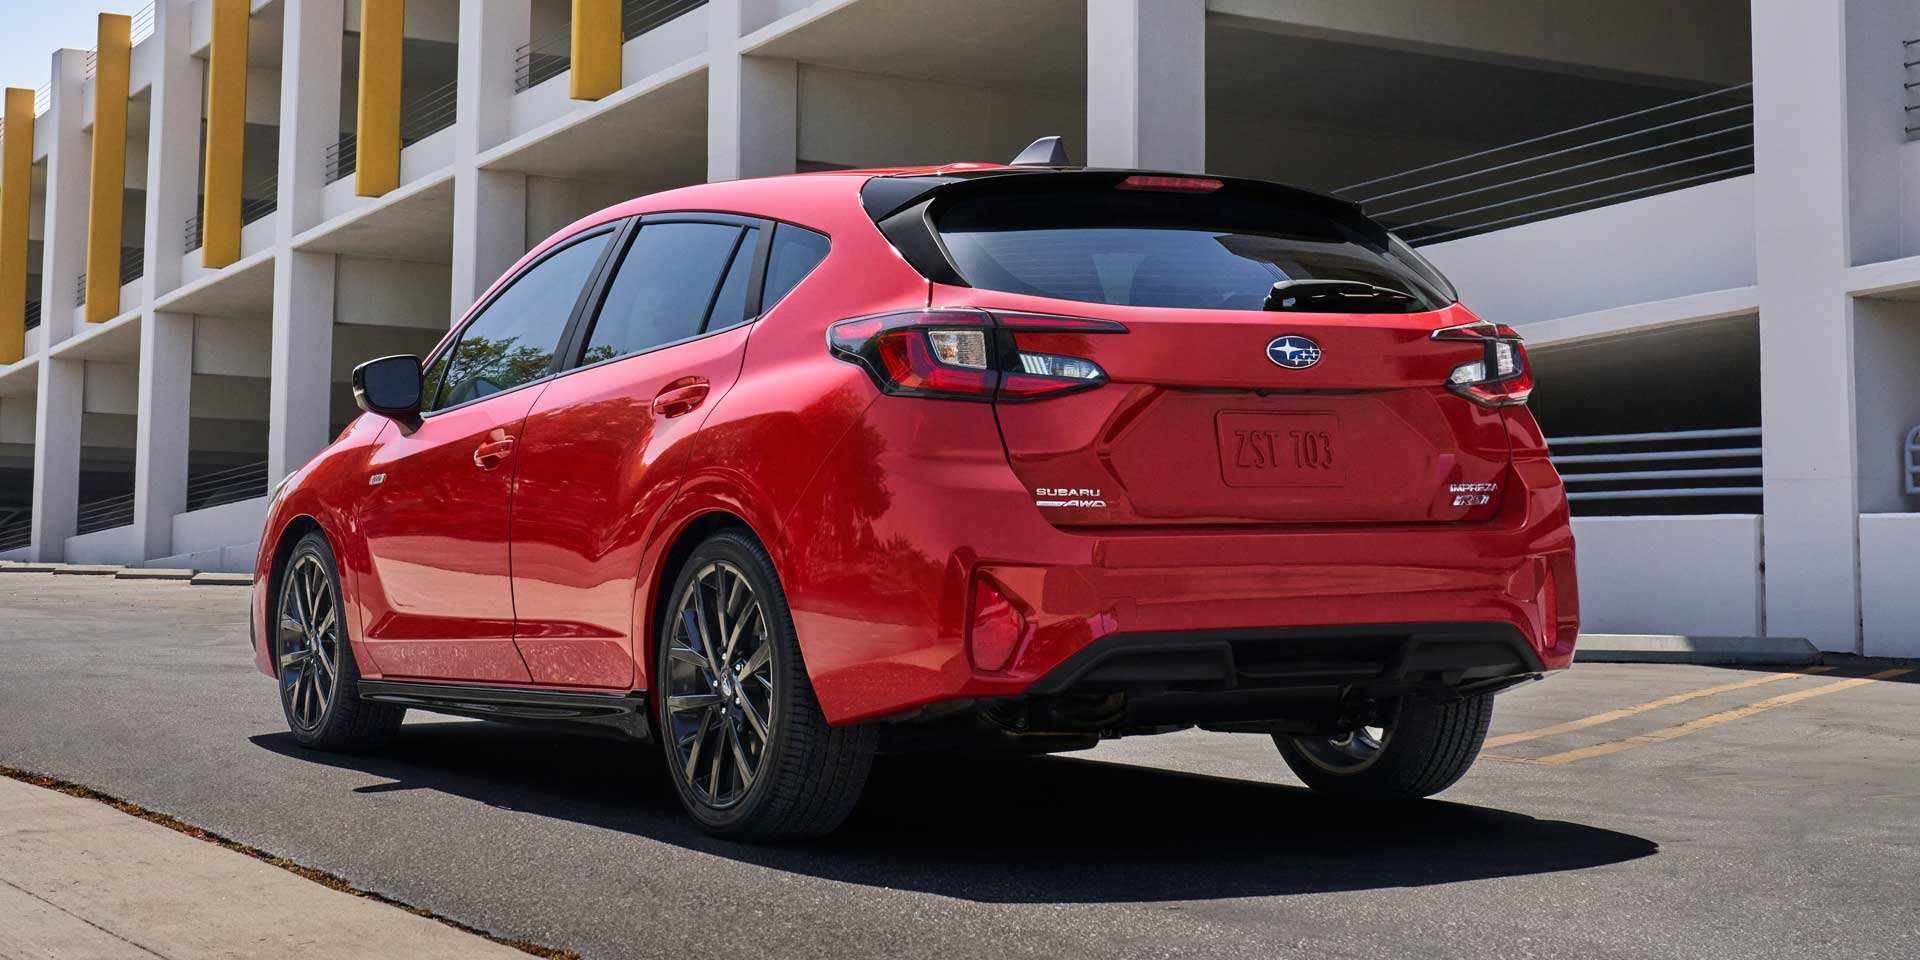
[29,356,82,561]
[707,0,795,182]
[267,0,348,485]
[37,50,88,347]
[1752,0,1859,651]
[277,0,346,236]
[1086,0,1205,171]
[450,170,527,319]
[131,311,191,559]
[268,251,336,482]
[450,0,532,319]
[141,0,200,300]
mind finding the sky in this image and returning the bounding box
[0,3,150,95]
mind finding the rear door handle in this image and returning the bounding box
[652,379,711,419]
[474,434,515,469]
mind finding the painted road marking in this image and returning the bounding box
[1488,668,1913,766]
[1482,666,1834,750]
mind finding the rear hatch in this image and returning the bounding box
[908,172,1517,527]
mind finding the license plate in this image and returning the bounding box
[1217,411,1347,487]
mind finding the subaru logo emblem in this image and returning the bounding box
[1266,335,1322,369]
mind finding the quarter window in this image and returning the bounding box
[760,224,830,312]
[580,222,750,366]
[428,232,612,411]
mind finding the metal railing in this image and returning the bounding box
[0,511,29,551]
[75,491,136,536]
[185,176,280,252]
[1549,427,1762,509]
[24,300,39,331]
[75,248,147,305]
[322,75,461,185]
[186,461,270,512]
[1336,83,1755,246]
[1906,38,1920,140]
[514,0,707,92]
[1905,425,1920,495]
[323,132,356,185]
[82,3,155,80]
[33,83,50,117]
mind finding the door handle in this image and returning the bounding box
[473,434,515,469]
[652,378,711,419]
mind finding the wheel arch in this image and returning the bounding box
[641,509,772,695]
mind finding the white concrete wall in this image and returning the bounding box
[171,495,268,555]
[1422,176,1757,328]
[1860,513,1920,658]
[1571,515,1764,637]
[63,523,140,565]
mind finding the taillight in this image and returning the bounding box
[1432,320,1533,407]
[828,309,1122,402]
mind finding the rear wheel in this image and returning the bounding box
[656,529,876,841]
[276,531,404,751]
[1274,694,1493,801]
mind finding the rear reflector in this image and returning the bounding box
[968,578,1026,672]
[828,309,1121,402]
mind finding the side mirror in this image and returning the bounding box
[352,355,424,427]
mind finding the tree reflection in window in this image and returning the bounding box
[440,333,559,407]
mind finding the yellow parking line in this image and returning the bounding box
[1481,666,1834,750]
[1515,668,1912,766]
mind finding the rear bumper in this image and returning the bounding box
[784,415,1578,725]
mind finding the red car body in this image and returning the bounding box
[251,165,1577,734]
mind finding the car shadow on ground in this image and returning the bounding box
[251,721,1656,904]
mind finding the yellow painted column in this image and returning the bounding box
[202,0,251,268]
[84,13,133,324]
[571,0,622,101]
[0,89,32,364]
[355,0,405,197]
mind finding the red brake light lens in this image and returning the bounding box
[1116,175,1224,193]
[828,310,1122,402]
[1432,320,1533,407]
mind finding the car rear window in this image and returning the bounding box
[931,180,1455,313]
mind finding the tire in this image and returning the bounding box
[655,528,876,841]
[275,530,404,752]
[1274,694,1494,801]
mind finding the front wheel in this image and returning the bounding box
[656,529,876,841]
[1274,694,1493,801]
[276,530,404,751]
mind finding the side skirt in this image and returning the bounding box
[356,680,652,741]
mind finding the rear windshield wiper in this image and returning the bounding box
[1264,279,1417,313]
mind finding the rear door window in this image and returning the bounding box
[579,222,751,366]
[932,180,1453,313]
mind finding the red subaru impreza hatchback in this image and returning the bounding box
[252,155,1578,840]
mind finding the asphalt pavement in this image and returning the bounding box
[2,573,1916,960]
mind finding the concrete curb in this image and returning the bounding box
[49,565,123,577]
[0,563,57,573]
[115,568,198,581]
[1576,634,1821,666]
[189,572,253,587]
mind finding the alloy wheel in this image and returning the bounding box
[1292,724,1391,774]
[664,561,775,810]
[278,553,341,732]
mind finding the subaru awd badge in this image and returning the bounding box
[1266,335,1322,369]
